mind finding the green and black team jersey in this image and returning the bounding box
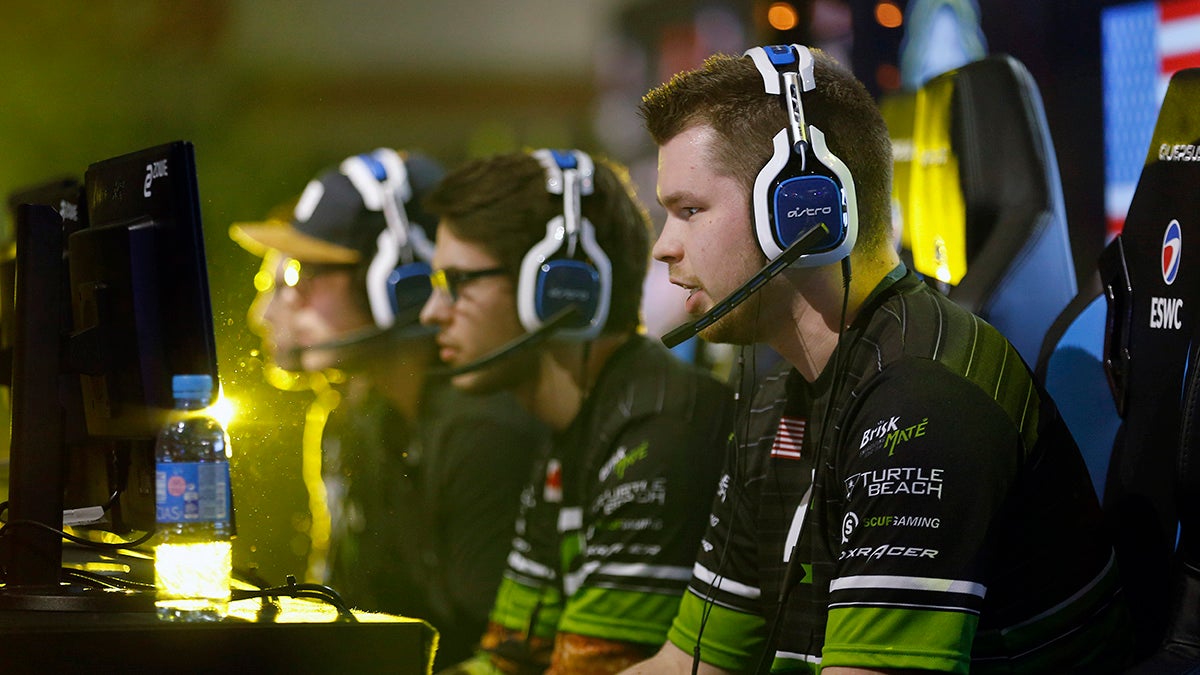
[488,334,733,650]
[667,267,1132,673]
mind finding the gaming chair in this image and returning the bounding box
[879,89,917,264]
[1094,68,1200,670]
[1034,276,1116,500]
[904,54,1076,364]
[1126,332,1200,673]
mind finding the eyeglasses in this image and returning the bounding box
[255,258,357,294]
[429,267,508,302]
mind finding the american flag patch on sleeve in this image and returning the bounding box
[770,416,806,460]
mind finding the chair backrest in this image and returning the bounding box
[904,54,1076,363]
[880,89,917,260]
[1124,325,1200,674]
[1152,337,1200,670]
[1035,279,1118,501]
[1099,67,1200,665]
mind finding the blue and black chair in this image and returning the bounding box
[1094,67,1200,671]
[904,54,1077,364]
[1035,276,1117,501]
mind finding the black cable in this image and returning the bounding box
[691,343,753,675]
[754,256,852,675]
[0,518,156,550]
[580,339,593,402]
[231,575,357,622]
[524,593,545,651]
[61,567,156,592]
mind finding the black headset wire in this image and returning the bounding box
[691,330,758,674]
[753,255,851,675]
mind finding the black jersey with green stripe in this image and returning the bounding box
[668,268,1131,673]
[489,334,733,648]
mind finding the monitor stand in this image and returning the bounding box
[0,206,155,614]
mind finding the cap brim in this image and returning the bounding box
[229,220,361,264]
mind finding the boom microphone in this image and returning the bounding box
[430,306,583,378]
[284,311,432,361]
[661,223,831,348]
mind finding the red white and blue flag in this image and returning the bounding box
[1103,0,1200,237]
[770,416,806,460]
[1159,1,1200,78]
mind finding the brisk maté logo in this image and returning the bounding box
[1163,219,1182,286]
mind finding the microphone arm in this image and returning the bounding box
[430,306,583,378]
[661,223,831,348]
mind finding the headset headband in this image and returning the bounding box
[340,149,430,330]
[517,149,612,340]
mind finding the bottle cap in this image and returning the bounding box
[172,374,214,404]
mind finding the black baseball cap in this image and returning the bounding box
[230,150,443,264]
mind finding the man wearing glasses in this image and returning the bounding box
[419,149,734,673]
[230,149,544,669]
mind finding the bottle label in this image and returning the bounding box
[155,461,231,524]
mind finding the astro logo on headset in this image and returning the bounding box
[745,44,857,266]
[774,174,844,251]
[517,149,612,341]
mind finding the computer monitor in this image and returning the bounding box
[0,179,84,384]
[1,141,219,610]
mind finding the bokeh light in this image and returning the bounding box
[875,1,903,29]
[768,2,800,31]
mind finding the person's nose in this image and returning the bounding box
[419,286,451,328]
[652,218,683,265]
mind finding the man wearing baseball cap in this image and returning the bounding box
[231,149,546,668]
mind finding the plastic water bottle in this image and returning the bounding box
[154,373,233,622]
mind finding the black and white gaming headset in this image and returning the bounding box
[516,149,612,341]
[745,44,858,266]
[338,148,434,330]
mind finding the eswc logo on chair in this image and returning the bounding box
[1162,218,1182,285]
[1151,219,1185,331]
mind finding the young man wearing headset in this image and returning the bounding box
[623,47,1132,673]
[418,149,734,673]
[231,150,544,669]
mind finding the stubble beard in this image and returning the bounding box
[697,291,767,346]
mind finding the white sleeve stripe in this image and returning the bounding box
[692,562,762,600]
[596,562,693,581]
[829,574,987,598]
[564,561,696,595]
[507,551,555,580]
[775,651,821,664]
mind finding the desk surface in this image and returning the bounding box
[0,594,436,674]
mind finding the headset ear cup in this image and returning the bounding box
[771,174,846,252]
[519,150,612,339]
[387,260,433,326]
[534,259,601,328]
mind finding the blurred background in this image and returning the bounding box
[0,0,1180,585]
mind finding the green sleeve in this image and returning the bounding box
[666,591,766,672]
